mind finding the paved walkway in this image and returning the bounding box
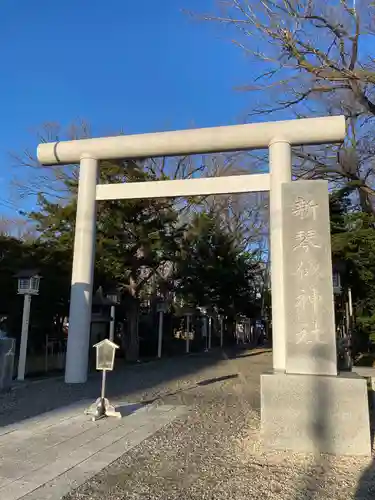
[0,401,185,500]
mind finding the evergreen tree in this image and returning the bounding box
[330,188,375,349]
[175,212,260,318]
[30,159,183,360]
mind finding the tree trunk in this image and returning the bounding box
[358,187,374,216]
[125,298,140,362]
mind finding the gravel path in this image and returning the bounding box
[2,348,375,499]
[60,349,375,500]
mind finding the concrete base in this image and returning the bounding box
[261,372,371,456]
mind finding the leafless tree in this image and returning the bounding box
[11,119,92,203]
[193,0,375,212]
[198,154,269,253]
[12,119,267,245]
[0,216,37,241]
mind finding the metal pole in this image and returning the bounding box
[345,302,350,335]
[101,370,107,400]
[220,317,224,348]
[157,311,163,358]
[109,305,115,342]
[203,317,208,352]
[100,370,107,416]
[65,156,99,383]
[45,334,48,373]
[269,140,292,372]
[186,314,190,354]
[208,317,212,350]
[17,294,32,381]
[348,288,353,317]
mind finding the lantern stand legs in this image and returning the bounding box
[85,370,122,421]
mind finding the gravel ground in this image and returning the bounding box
[2,348,375,499]
[60,349,375,500]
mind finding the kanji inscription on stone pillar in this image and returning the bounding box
[282,180,337,376]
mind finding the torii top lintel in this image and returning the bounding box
[37,116,346,166]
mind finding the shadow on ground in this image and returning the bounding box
[116,403,144,417]
[141,373,239,404]
[0,346,260,429]
[225,347,272,360]
[289,350,375,500]
[355,398,375,499]
[355,459,375,499]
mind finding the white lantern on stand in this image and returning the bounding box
[14,270,42,381]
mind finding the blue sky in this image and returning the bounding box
[0,0,257,216]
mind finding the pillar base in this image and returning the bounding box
[84,397,122,421]
[261,372,371,456]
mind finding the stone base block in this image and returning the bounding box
[261,372,371,456]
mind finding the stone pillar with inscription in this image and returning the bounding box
[260,180,371,456]
[283,180,337,376]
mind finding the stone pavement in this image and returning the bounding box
[0,400,186,500]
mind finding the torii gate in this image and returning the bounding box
[37,116,346,383]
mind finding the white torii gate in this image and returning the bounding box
[37,116,346,383]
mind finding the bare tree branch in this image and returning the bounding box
[192,0,375,212]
